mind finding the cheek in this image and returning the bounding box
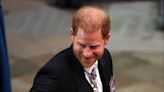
[93,48,104,57]
[74,45,82,55]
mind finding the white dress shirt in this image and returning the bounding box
[84,61,103,92]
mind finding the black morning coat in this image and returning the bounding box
[30,45,113,92]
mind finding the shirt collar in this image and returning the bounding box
[84,60,98,73]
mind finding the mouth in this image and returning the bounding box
[81,57,95,62]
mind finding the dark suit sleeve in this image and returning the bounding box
[30,64,60,92]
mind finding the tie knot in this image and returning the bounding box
[88,67,97,80]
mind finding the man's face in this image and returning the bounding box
[71,28,109,68]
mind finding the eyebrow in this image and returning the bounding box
[77,42,100,47]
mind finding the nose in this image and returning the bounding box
[83,47,92,58]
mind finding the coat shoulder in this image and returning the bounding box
[39,47,72,75]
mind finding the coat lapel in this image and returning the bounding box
[72,67,93,92]
[98,59,109,92]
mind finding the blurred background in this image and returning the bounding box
[1,0,164,92]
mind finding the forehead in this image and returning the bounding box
[75,28,104,44]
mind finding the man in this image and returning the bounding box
[30,6,115,92]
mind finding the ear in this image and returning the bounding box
[104,32,110,45]
[70,28,74,41]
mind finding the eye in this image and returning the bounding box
[78,43,85,48]
[90,46,98,49]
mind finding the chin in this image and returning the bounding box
[82,63,93,68]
